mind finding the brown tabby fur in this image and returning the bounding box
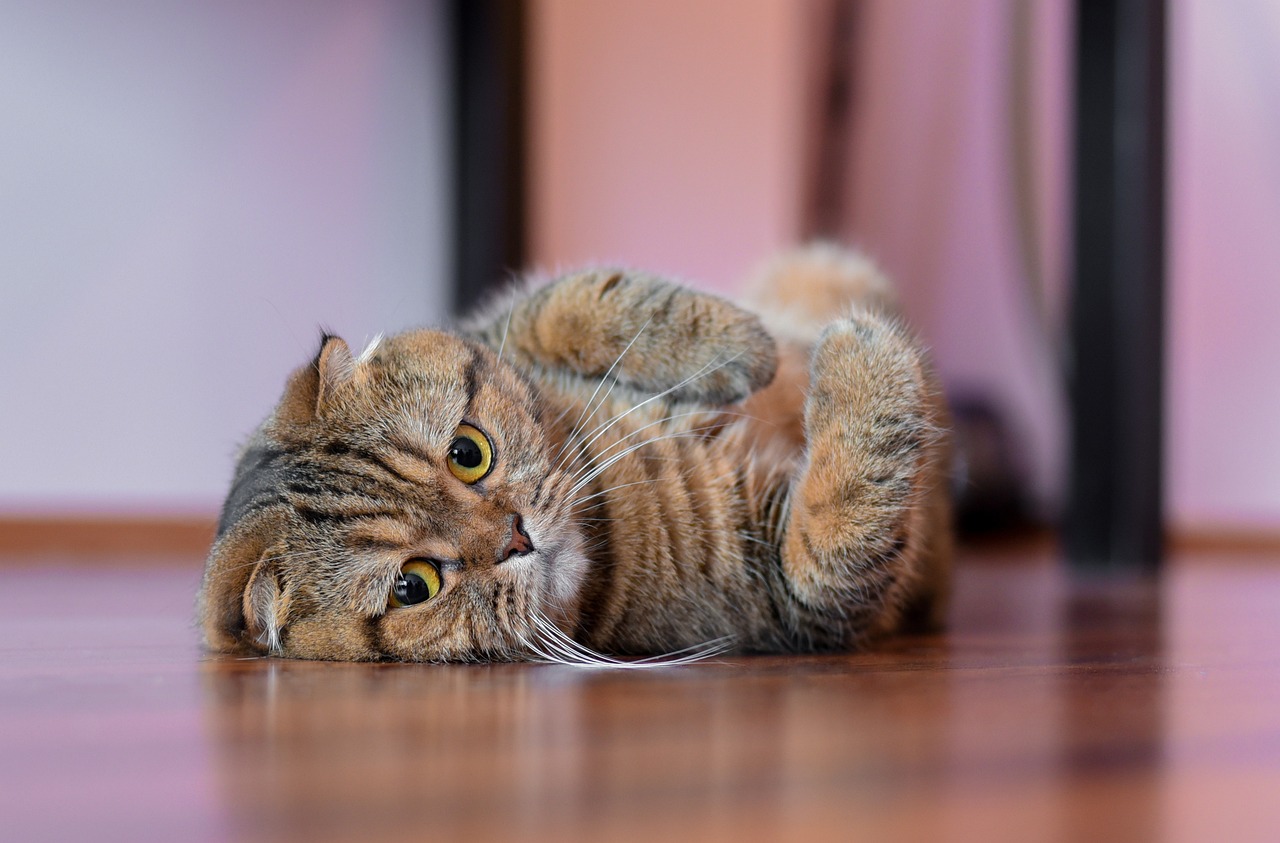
[197,245,952,663]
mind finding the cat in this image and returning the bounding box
[197,244,952,663]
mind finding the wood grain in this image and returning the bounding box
[1,543,1278,842]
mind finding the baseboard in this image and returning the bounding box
[1168,526,1280,555]
[0,516,218,559]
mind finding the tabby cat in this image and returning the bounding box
[197,245,952,663]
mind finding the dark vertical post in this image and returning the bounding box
[448,0,527,315]
[1066,0,1167,572]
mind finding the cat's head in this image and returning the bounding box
[197,330,589,662]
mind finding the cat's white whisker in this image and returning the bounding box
[495,294,516,362]
[564,429,717,500]
[564,421,728,490]
[557,351,746,475]
[561,410,724,484]
[566,479,662,510]
[552,339,746,479]
[552,315,655,469]
[563,378,699,463]
[520,610,733,669]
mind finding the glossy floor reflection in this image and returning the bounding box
[2,543,1278,842]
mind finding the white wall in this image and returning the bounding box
[0,1,450,514]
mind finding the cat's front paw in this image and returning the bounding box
[525,269,779,405]
[808,311,929,440]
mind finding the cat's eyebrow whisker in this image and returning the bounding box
[564,419,732,490]
[562,425,693,491]
[495,293,517,362]
[561,409,735,483]
[357,333,384,363]
[553,341,742,476]
[562,406,740,484]
[567,479,662,511]
[564,428,721,501]
[556,350,746,476]
[552,315,655,470]
[560,405,762,498]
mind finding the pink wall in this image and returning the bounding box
[529,0,808,291]
[843,0,1071,515]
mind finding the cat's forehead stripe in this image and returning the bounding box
[462,344,482,410]
[323,441,419,486]
[217,443,288,537]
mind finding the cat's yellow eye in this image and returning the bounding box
[389,560,443,608]
[447,423,493,484]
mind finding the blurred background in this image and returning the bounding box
[1,0,1277,553]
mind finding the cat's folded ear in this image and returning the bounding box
[196,512,287,654]
[277,333,358,425]
[243,553,287,654]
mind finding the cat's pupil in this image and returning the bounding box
[393,573,431,605]
[450,437,482,468]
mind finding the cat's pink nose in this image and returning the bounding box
[500,514,534,561]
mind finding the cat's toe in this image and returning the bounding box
[809,310,927,415]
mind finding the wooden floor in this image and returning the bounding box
[2,540,1279,842]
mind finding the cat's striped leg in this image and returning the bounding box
[778,310,944,645]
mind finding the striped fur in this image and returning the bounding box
[196,245,952,662]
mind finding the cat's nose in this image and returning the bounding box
[500,513,534,562]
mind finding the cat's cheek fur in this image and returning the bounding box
[285,613,383,662]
